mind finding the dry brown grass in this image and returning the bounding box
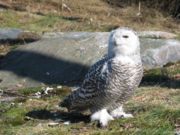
[0,0,179,33]
[131,87,179,108]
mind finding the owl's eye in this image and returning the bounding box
[123,35,129,38]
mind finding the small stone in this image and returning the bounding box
[48,122,59,127]
[57,85,62,89]
[47,87,53,90]
[34,91,41,98]
[16,83,23,88]
[24,116,34,121]
[64,121,70,125]
[44,87,53,95]
[35,91,41,95]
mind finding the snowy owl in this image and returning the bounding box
[60,27,143,127]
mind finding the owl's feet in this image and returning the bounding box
[91,109,114,127]
[110,106,133,119]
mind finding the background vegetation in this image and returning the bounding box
[105,0,180,18]
[0,0,179,33]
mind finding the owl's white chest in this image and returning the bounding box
[113,55,135,65]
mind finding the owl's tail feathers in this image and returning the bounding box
[60,89,86,112]
[59,89,80,112]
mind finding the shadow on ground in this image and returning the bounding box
[0,50,89,86]
[26,109,90,123]
[141,74,180,88]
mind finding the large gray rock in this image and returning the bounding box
[0,32,180,88]
[141,39,180,69]
[137,31,177,39]
[0,28,40,43]
[0,28,23,40]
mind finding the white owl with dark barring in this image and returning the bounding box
[60,27,143,127]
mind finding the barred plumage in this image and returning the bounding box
[60,27,143,127]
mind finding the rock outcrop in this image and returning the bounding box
[0,31,179,88]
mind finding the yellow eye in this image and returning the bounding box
[123,35,129,38]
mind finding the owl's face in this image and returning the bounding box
[108,28,140,57]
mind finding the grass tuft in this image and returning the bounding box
[18,87,43,95]
[1,107,27,126]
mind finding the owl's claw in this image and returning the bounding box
[91,109,114,127]
[110,106,133,119]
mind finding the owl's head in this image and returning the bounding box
[108,27,140,57]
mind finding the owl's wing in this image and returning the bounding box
[81,57,110,95]
[60,57,111,111]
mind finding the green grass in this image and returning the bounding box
[0,10,71,32]
[2,107,27,126]
[0,62,180,134]
[0,86,179,135]
[142,62,180,88]
[0,10,22,28]
[18,87,43,95]
[0,10,106,33]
